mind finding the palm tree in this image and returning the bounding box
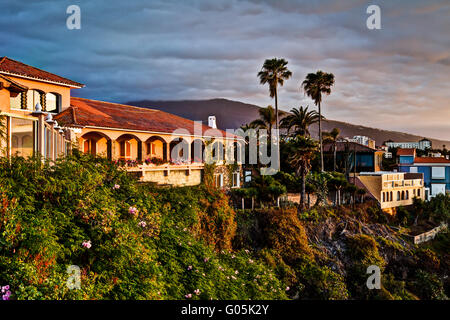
[285,136,319,209]
[258,58,292,164]
[250,105,276,133]
[280,106,321,137]
[323,128,340,171]
[301,70,335,172]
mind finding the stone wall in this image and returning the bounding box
[142,168,202,186]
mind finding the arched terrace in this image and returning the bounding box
[169,138,190,163]
[81,131,112,160]
[191,139,205,163]
[115,134,142,161]
[145,136,168,162]
[208,140,225,163]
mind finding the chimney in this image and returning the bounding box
[208,116,217,129]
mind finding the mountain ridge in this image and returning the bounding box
[126,98,450,149]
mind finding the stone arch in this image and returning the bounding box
[169,137,190,163]
[145,136,168,161]
[191,139,205,163]
[81,131,112,159]
[116,133,142,161]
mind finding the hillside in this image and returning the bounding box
[127,98,450,148]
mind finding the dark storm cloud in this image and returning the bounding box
[1,0,449,139]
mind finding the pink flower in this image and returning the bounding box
[286,286,290,291]
[128,206,138,216]
[82,240,92,249]
[185,293,192,299]
[248,259,254,264]
[204,257,209,263]
[113,184,120,189]
[187,266,193,271]
[194,289,200,295]
[138,221,147,228]
[235,270,239,274]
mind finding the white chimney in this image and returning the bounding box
[208,116,217,129]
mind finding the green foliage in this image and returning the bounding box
[0,153,286,300]
[412,270,447,300]
[295,255,349,300]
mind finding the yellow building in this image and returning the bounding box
[352,172,425,214]
[0,57,243,188]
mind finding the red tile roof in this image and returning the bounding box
[414,157,450,164]
[0,57,84,88]
[397,148,416,156]
[55,97,238,139]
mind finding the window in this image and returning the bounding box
[431,167,445,179]
[215,174,223,188]
[83,140,90,154]
[10,92,22,109]
[406,190,409,200]
[120,141,131,158]
[431,184,446,196]
[382,192,385,202]
[409,167,418,173]
[46,93,60,113]
[147,142,156,156]
[397,191,400,201]
[27,90,42,111]
[10,117,35,157]
[244,170,252,183]
[417,189,421,197]
[232,172,240,188]
[390,192,393,201]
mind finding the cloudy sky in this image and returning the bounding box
[2,0,449,140]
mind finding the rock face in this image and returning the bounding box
[304,214,413,278]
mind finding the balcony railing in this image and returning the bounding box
[382,179,423,189]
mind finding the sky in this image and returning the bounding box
[1,0,450,140]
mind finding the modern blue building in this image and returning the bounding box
[398,151,450,198]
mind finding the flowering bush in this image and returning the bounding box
[144,157,167,166]
[1,285,11,300]
[0,152,285,300]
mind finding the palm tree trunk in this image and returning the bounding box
[274,88,280,169]
[318,101,324,172]
[300,169,306,209]
[333,143,337,172]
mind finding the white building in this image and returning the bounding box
[386,138,431,151]
[346,135,376,149]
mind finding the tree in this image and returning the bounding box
[258,58,292,166]
[356,188,366,204]
[280,106,321,137]
[327,172,347,206]
[250,105,276,133]
[301,71,335,172]
[285,136,319,209]
[322,128,340,171]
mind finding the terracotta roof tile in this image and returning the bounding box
[414,157,450,164]
[55,97,238,139]
[0,57,84,88]
[397,148,416,156]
